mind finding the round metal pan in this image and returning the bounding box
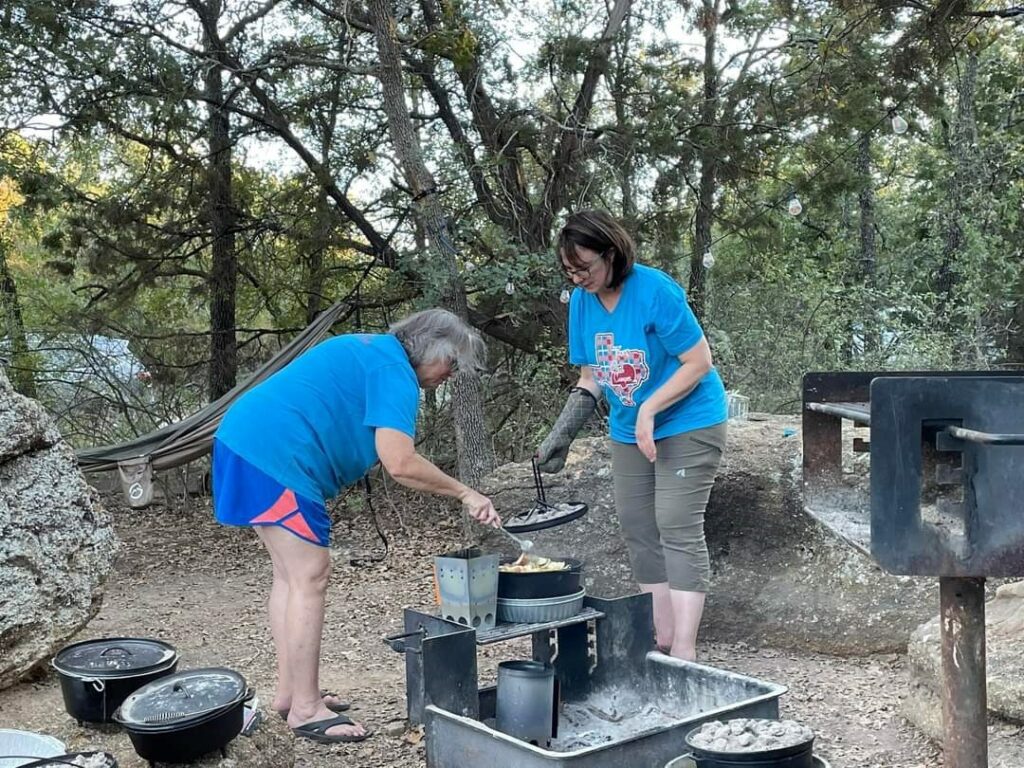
[497,556,583,599]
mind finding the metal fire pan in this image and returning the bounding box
[425,653,785,768]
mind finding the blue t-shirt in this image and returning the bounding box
[215,334,419,502]
[568,264,727,443]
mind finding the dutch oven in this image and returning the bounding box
[676,722,815,768]
[51,638,178,724]
[497,557,584,599]
[113,667,252,764]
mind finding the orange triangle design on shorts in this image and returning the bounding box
[250,489,298,524]
[281,512,318,542]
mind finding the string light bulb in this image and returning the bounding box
[464,260,476,272]
[787,196,803,217]
[560,286,571,304]
[702,250,715,269]
[891,113,908,135]
[504,276,515,295]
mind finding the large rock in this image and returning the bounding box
[0,369,118,688]
[480,415,936,655]
[51,711,295,768]
[903,580,1024,766]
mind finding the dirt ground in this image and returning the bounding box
[1,488,944,767]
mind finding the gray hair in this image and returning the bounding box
[389,308,485,372]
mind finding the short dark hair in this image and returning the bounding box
[556,209,636,290]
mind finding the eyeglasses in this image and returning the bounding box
[561,251,608,279]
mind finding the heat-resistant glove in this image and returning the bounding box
[535,387,599,473]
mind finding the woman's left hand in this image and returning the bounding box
[635,403,657,462]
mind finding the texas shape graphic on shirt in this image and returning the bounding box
[593,332,649,406]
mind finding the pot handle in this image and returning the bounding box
[667,754,696,768]
[243,687,256,703]
[99,646,133,657]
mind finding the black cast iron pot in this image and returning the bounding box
[52,638,178,724]
[679,724,815,768]
[497,557,584,599]
[114,667,252,764]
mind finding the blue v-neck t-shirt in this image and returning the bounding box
[568,264,727,444]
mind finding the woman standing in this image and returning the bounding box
[213,308,500,744]
[536,210,727,661]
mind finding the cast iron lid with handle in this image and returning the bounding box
[114,667,248,730]
[52,638,177,679]
[503,458,588,534]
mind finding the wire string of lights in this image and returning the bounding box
[697,0,999,263]
[497,1,1000,296]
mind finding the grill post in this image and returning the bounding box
[940,576,988,768]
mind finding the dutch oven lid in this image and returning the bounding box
[115,667,247,728]
[52,637,177,678]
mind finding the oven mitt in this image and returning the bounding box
[535,387,599,473]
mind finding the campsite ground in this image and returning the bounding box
[0,490,946,767]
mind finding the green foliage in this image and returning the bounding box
[0,0,1020,459]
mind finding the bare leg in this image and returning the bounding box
[668,589,705,661]
[638,582,674,652]
[257,526,365,739]
[259,539,293,713]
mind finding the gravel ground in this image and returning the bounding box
[0,490,944,767]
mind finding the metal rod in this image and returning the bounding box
[805,401,871,424]
[940,576,988,768]
[532,457,547,503]
[945,425,1024,445]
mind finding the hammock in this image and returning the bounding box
[76,301,353,505]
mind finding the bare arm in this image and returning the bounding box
[642,337,713,415]
[375,428,500,526]
[635,338,715,462]
[575,365,602,398]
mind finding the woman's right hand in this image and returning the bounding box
[461,489,501,528]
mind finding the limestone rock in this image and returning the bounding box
[51,710,295,767]
[480,415,936,655]
[906,580,1024,726]
[0,368,118,688]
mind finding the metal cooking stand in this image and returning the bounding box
[383,594,657,727]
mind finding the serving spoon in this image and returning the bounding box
[495,524,534,553]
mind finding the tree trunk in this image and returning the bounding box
[369,0,495,484]
[202,0,238,402]
[689,0,720,321]
[857,134,878,355]
[937,49,979,310]
[0,236,36,398]
[306,192,329,324]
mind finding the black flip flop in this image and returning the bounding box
[292,713,372,744]
[276,689,351,720]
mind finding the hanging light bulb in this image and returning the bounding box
[891,113,909,135]
[787,196,803,216]
[702,250,715,269]
[504,276,515,295]
[559,286,571,304]
[464,260,476,272]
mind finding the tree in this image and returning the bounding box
[369,0,494,482]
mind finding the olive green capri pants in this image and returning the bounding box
[612,423,726,592]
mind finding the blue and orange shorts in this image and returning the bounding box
[212,439,331,547]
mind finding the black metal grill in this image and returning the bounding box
[803,371,1024,768]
